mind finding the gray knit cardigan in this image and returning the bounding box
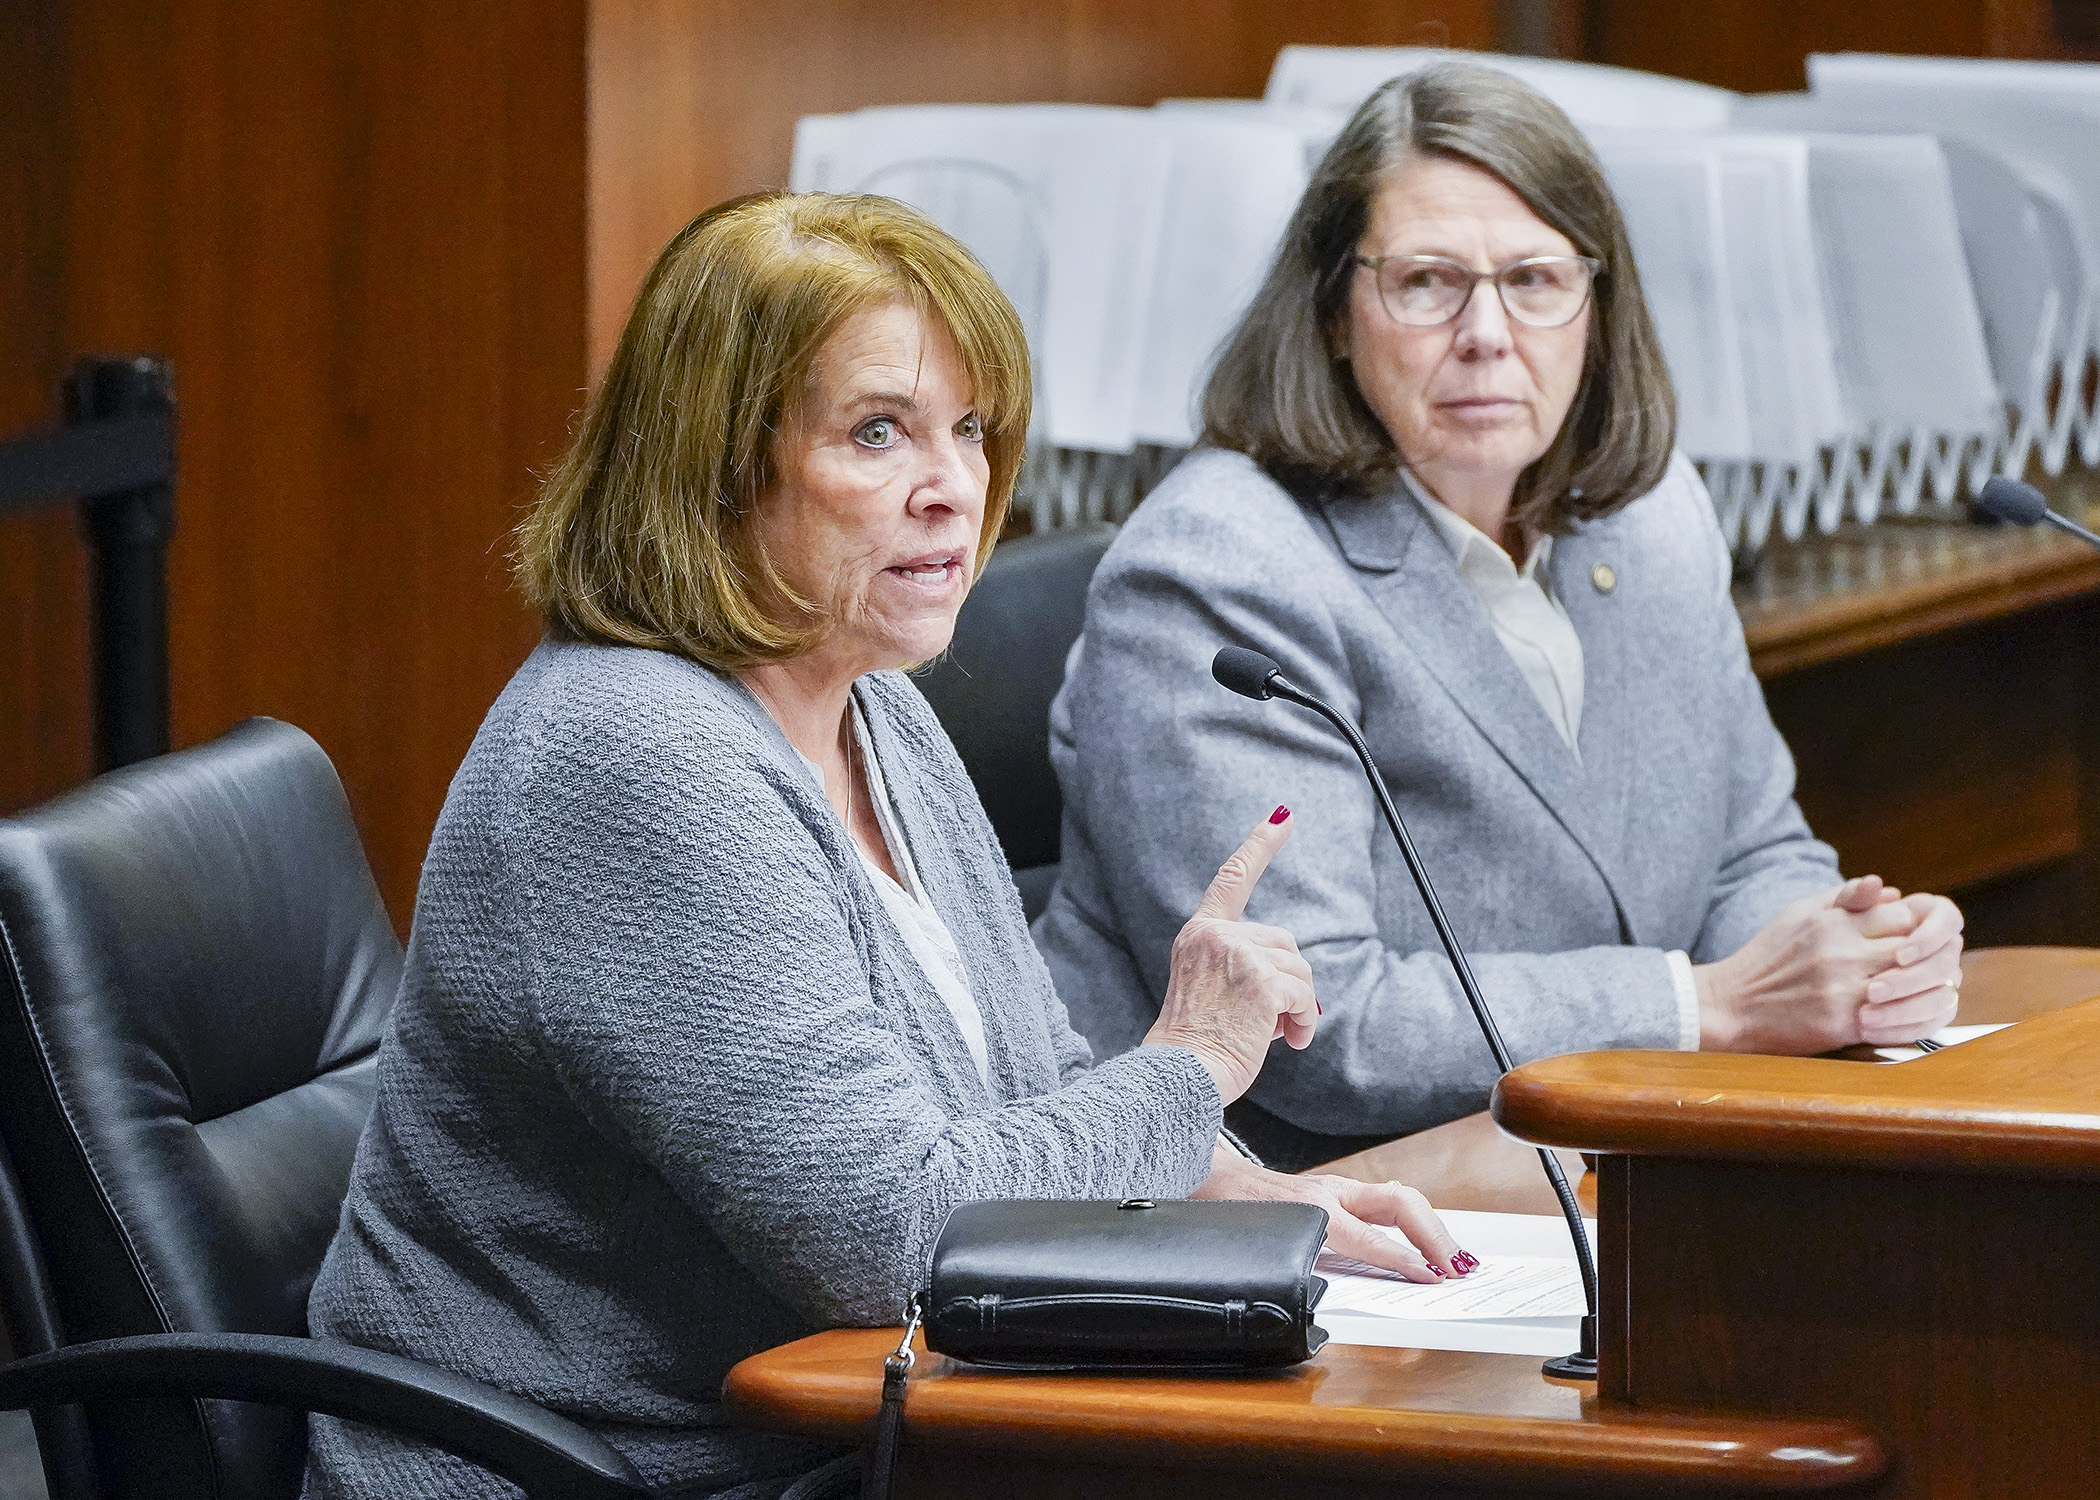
[302,639,1222,1499]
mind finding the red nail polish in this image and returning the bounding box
[1452,1251,1480,1275]
[1316,1001,1323,1015]
[1269,805,1290,825]
[1430,1264,1446,1278]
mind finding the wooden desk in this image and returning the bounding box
[1736,488,2100,948]
[1329,947,2100,1214]
[722,951,2100,1498]
[725,1147,1890,1498]
[1489,947,2100,1500]
[1735,490,2100,680]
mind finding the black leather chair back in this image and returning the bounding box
[916,526,1115,916]
[0,718,401,1500]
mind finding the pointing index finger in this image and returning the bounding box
[1192,806,1293,923]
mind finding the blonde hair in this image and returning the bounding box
[515,191,1032,669]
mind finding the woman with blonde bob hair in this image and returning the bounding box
[1038,63,1966,1170]
[303,192,1462,1500]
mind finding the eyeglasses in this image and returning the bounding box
[1354,254,1602,329]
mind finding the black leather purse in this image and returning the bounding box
[862,1199,1330,1500]
[925,1198,1330,1367]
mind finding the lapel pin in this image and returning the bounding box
[1590,562,1617,595]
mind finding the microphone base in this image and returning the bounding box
[1540,1350,1598,1381]
[1541,1314,1599,1382]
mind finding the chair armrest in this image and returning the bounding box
[0,1332,650,1500]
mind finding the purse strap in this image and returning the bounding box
[861,1293,923,1500]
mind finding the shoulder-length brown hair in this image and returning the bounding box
[515,191,1031,671]
[1203,61,1675,532]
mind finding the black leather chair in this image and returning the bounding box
[915,525,1116,920]
[0,718,648,1500]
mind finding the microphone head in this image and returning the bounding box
[1212,646,1283,701]
[1977,476,2050,526]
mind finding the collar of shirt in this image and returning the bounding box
[1397,467,1586,766]
[1402,471,1555,594]
[1393,473,1692,1042]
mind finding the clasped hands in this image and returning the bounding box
[1140,812,1965,1279]
[1695,875,1965,1054]
[1185,872,1969,1282]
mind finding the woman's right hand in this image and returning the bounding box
[1694,876,1962,1054]
[1142,807,1318,1105]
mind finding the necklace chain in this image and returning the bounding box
[842,714,860,850]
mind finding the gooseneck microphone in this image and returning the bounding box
[1976,476,2100,550]
[1211,645,1600,1381]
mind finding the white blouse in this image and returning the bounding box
[1407,478,1585,757]
[1408,478,1701,1053]
[797,704,994,1087]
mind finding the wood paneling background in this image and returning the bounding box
[0,0,2086,927]
[1766,602,2100,947]
[7,0,1502,922]
[2,0,587,922]
[586,0,1497,374]
[1591,0,2062,92]
[0,0,90,819]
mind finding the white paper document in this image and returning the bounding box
[789,105,1174,455]
[1875,1021,2013,1062]
[1320,1254,1585,1319]
[1315,1209,1592,1358]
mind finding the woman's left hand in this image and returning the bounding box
[1191,1143,1469,1283]
[1828,877,1965,1043]
[1853,890,1965,1045]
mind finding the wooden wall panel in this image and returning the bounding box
[1591,0,2058,93]
[586,0,1498,374]
[1764,599,2100,946]
[0,0,92,818]
[6,0,590,924]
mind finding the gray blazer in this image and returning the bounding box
[304,640,1219,1500]
[1035,448,1839,1141]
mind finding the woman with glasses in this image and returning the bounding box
[1034,62,1966,1169]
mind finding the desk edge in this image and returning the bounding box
[722,1338,1887,1493]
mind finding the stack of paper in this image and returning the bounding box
[791,104,1313,527]
[1587,128,1867,545]
[1586,135,1751,466]
[1807,53,2100,472]
[1316,1209,1591,1358]
[780,49,2100,548]
[1154,99,1346,173]
[792,105,1173,462]
[1129,112,1310,450]
[1874,1021,2013,1063]
[1734,95,2066,426]
[1802,132,2001,526]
